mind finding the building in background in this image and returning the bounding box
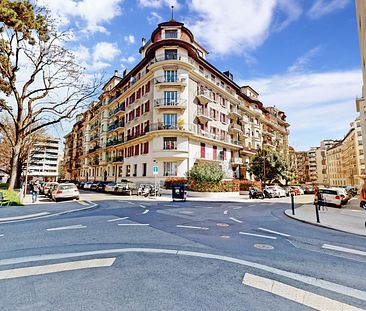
[289,147,309,183]
[28,138,60,181]
[64,20,290,183]
[326,142,343,186]
[355,0,366,166]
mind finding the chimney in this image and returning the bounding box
[223,70,233,81]
[114,70,118,76]
[141,37,146,47]
[123,69,129,78]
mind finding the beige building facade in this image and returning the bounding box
[289,147,310,183]
[64,20,289,183]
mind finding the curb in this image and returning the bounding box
[0,201,98,225]
[284,208,366,237]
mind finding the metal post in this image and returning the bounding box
[291,193,295,215]
[315,202,320,223]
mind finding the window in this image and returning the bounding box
[164,162,177,176]
[164,91,178,105]
[163,113,177,128]
[165,49,178,60]
[164,137,177,150]
[144,100,150,112]
[142,163,147,176]
[136,106,141,117]
[165,30,178,38]
[200,143,205,158]
[145,81,150,93]
[213,146,217,160]
[126,165,130,177]
[164,70,177,82]
[223,148,227,160]
[133,164,137,177]
[141,142,149,154]
[135,144,139,156]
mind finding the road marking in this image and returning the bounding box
[258,227,290,237]
[176,225,209,230]
[230,217,243,223]
[224,210,228,215]
[139,204,146,208]
[0,258,115,280]
[243,273,365,311]
[239,232,277,240]
[0,234,3,237]
[322,244,366,257]
[117,223,150,226]
[107,217,129,222]
[0,212,50,222]
[1,248,365,302]
[46,225,86,231]
[164,204,176,207]
[127,202,135,205]
[142,209,149,215]
[233,206,243,210]
[247,204,256,208]
[76,201,89,206]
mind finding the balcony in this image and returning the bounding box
[148,54,195,69]
[154,98,187,110]
[154,76,186,90]
[240,147,256,155]
[196,90,216,105]
[230,107,242,119]
[197,107,213,123]
[231,157,243,166]
[229,123,243,134]
[106,138,124,147]
[110,105,125,117]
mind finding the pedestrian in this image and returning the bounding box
[359,181,366,227]
[32,180,40,203]
[314,187,327,212]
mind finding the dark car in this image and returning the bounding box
[249,187,264,199]
[90,181,100,191]
[96,181,109,192]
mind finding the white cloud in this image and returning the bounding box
[37,0,124,34]
[288,46,323,73]
[243,69,362,149]
[148,12,163,25]
[121,56,136,64]
[138,0,179,8]
[124,34,136,44]
[307,0,349,19]
[187,0,302,55]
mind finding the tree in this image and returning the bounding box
[247,148,286,187]
[282,161,296,185]
[0,116,48,187]
[186,162,224,183]
[0,1,102,190]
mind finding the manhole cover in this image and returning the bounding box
[220,235,230,239]
[216,223,229,227]
[254,244,274,250]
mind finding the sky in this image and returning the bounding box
[36,0,363,151]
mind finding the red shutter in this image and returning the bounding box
[145,142,149,153]
[213,146,217,160]
[145,100,150,112]
[135,145,139,156]
[145,81,150,93]
[200,143,205,158]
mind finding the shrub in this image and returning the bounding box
[0,190,22,206]
[164,177,188,189]
[186,162,224,183]
[0,183,8,190]
[188,180,239,192]
[234,180,261,191]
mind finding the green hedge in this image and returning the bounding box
[0,183,8,190]
[188,180,239,192]
[0,190,22,206]
[164,177,188,189]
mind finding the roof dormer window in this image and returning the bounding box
[165,30,178,39]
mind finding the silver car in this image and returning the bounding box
[52,183,80,202]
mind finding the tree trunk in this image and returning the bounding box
[8,142,22,191]
[15,162,23,189]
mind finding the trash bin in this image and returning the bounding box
[172,184,187,202]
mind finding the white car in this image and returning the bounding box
[83,182,93,189]
[329,187,348,205]
[319,188,344,207]
[104,182,117,193]
[265,186,286,198]
[52,183,79,202]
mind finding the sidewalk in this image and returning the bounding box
[285,198,366,236]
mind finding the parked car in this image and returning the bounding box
[104,182,118,193]
[44,182,58,196]
[249,187,264,199]
[344,186,357,197]
[294,186,304,195]
[330,187,349,205]
[303,186,315,194]
[83,182,93,190]
[47,182,59,198]
[319,188,344,208]
[96,181,109,192]
[51,183,79,202]
[290,186,301,196]
[265,186,286,198]
[115,182,138,195]
[90,181,100,191]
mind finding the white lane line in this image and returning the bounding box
[258,227,291,237]
[230,217,243,223]
[117,223,150,226]
[76,201,89,206]
[243,273,365,311]
[239,232,277,240]
[233,206,243,210]
[0,258,115,280]
[322,244,366,257]
[164,204,176,207]
[176,225,209,230]
[107,217,129,222]
[0,234,4,237]
[1,248,365,302]
[224,210,228,215]
[247,204,256,208]
[0,212,50,222]
[126,202,135,205]
[142,209,149,215]
[46,225,86,232]
[139,204,146,208]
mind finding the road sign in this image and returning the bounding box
[153,165,158,175]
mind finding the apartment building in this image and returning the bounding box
[289,147,309,183]
[64,20,289,183]
[307,147,317,183]
[28,138,60,181]
[355,0,366,163]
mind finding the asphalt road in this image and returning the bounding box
[0,192,365,310]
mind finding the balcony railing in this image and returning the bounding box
[154,98,187,108]
[148,54,194,66]
[110,105,125,116]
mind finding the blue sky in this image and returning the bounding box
[37,0,363,151]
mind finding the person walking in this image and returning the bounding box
[359,182,366,227]
[32,181,40,203]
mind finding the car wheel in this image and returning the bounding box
[54,198,58,202]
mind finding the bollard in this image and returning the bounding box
[315,202,320,223]
[291,193,295,215]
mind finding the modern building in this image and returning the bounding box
[28,138,60,181]
[64,20,289,183]
[355,0,366,165]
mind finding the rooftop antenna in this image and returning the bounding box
[171,5,174,20]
